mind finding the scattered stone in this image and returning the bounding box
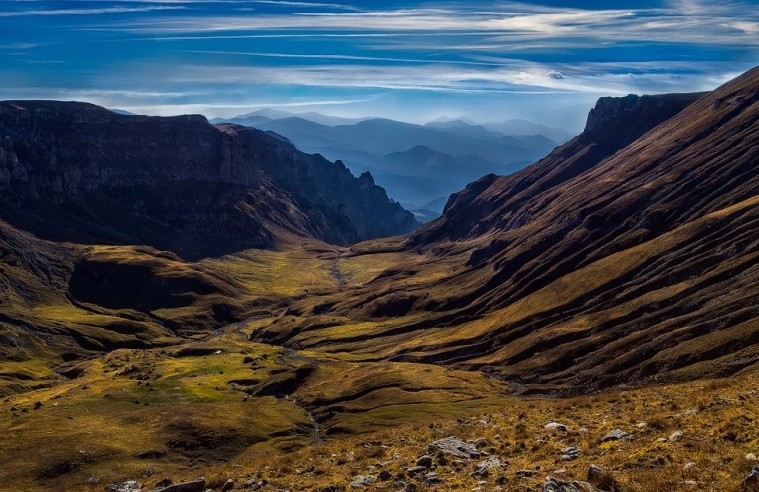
[416,455,433,469]
[378,470,392,481]
[545,422,568,432]
[33,401,42,410]
[105,480,143,492]
[474,438,489,448]
[423,472,442,486]
[86,477,100,485]
[741,465,759,490]
[636,422,647,428]
[561,446,581,461]
[350,475,375,488]
[680,480,698,488]
[535,439,548,448]
[669,431,683,442]
[748,453,758,461]
[601,429,630,442]
[578,427,589,434]
[154,478,206,492]
[684,462,696,471]
[405,466,427,477]
[403,483,417,492]
[221,479,235,491]
[471,456,503,478]
[429,436,480,458]
[587,464,603,483]
[543,476,579,492]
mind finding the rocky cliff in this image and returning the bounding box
[0,101,418,258]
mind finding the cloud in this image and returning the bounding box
[0,5,185,16]
[546,70,564,80]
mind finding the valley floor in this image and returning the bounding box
[2,319,758,491]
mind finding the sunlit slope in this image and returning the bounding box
[254,66,759,391]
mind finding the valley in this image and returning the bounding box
[0,65,758,492]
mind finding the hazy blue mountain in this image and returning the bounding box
[215,110,561,215]
[482,118,574,142]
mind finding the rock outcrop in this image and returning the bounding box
[0,101,418,258]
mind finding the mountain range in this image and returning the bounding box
[212,111,568,212]
[0,66,757,491]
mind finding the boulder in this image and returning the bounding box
[600,429,630,442]
[543,476,579,492]
[742,465,759,490]
[350,475,375,489]
[429,436,480,458]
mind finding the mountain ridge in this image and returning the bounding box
[0,100,418,259]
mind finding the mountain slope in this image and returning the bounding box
[254,66,759,392]
[0,101,417,258]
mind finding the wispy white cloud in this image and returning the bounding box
[182,49,507,66]
[0,5,185,16]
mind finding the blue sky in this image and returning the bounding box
[1,1,757,130]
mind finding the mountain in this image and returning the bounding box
[481,118,575,142]
[0,101,417,260]
[254,66,759,392]
[218,108,367,126]
[214,114,559,209]
[1,69,758,492]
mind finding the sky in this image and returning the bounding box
[1,0,758,130]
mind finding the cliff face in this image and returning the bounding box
[0,101,417,258]
[411,91,704,245]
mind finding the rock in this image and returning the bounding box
[34,401,42,410]
[416,455,434,469]
[600,429,630,442]
[155,478,173,488]
[377,470,392,481]
[471,456,503,478]
[105,480,143,492]
[545,422,568,432]
[680,480,698,488]
[154,478,206,492]
[350,475,375,489]
[560,446,581,461]
[683,462,696,471]
[403,483,417,492]
[543,476,579,492]
[429,436,480,458]
[405,466,427,477]
[221,479,235,491]
[741,465,759,490]
[587,464,603,483]
[423,472,442,486]
[474,438,489,448]
[669,431,683,442]
[748,453,758,461]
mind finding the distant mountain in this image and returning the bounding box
[0,101,418,259]
[215,113,560,210]
[259,65,759,391]
[482,118,574,142]
[217,108,366,126]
